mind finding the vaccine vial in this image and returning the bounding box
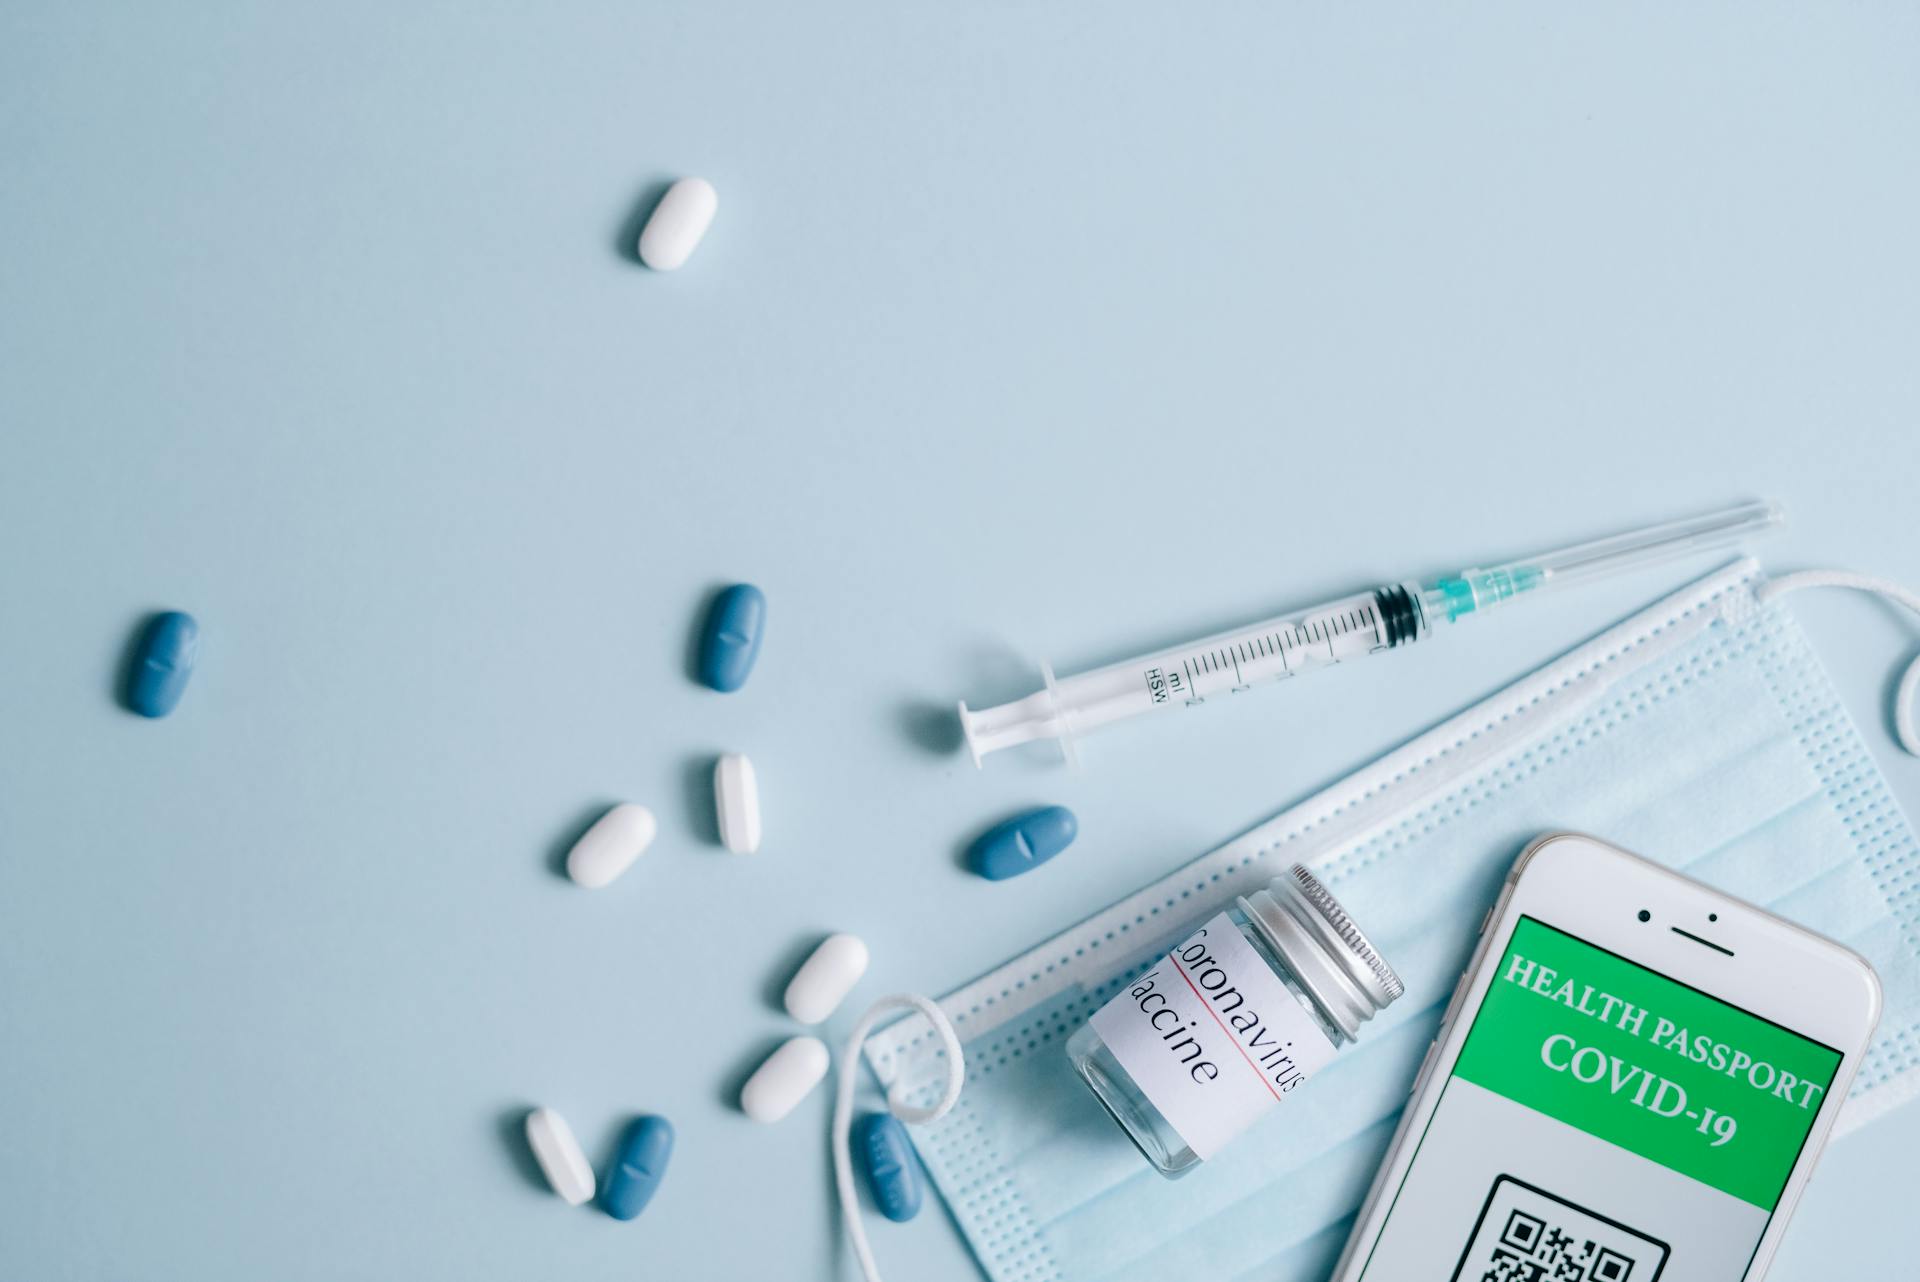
[1066,863,1403,1177]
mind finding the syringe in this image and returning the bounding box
[959,499,1784,767]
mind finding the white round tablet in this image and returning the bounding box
[784,933,870,1025]
[714,753,761,854]
[565,802,657,889]
[524,1106,596,1206]
[638,177,718,271]
[740,1035,829,1123]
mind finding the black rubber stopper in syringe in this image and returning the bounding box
[1373,584,1422,647]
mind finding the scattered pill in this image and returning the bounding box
[740,1035,828,1123]
[697,583,766,693]
[715,753,762,854]
[784,933,869,1024]
[853,1112,924,1223]
[638,177,718,271]
[599,1115,675,1221]
[524,1106,595,1206]
[967,805,1078,881]
[565,803,657,889]
[126,611,199,718]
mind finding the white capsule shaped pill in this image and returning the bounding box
[714,753,761,854]
[740,1035,830,1123]
[784,933,870,1025]
[638,177,718,271]
[524,1106,596,1206]
[565,802,657,889]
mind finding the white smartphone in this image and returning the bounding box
[1331,832,1881,1282]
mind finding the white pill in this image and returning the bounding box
[740,1035,830,1123]
[715,753,761,854]
[524,1106,596,1206]
[565,802,657,889]
[638,177,718,271]
[784,933,870,1025]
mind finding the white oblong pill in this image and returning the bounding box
[714,753,761,854]
[783,933,870,1025]
[524,1106,596,1206]
[565,802,657,889]
[638,177,718,271]
[740,1035,829,1123]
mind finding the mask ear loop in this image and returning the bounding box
[831,994,965,1282]
[1756,569,1920,757]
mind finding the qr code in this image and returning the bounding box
[1449,1175,1669,1282]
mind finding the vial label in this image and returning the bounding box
[1090,912,1338,1159]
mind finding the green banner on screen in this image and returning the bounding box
[1451,917,1841,1209]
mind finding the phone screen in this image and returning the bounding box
[1356,917,1843,1281]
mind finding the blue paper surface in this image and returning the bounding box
[1,3,1916,1278]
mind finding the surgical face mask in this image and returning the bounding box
[865,560,1920,1282]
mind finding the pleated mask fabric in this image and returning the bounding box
[866,560,1920,1282]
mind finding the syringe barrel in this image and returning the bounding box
[961,583,1425,763]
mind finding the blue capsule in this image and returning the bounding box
[697,584,766,693]
[599,1115,674,1221]
[126,611,199,718]
[853,1112,923,1223]
[967,805,1078,881]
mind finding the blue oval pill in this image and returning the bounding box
[697,584,766,693]
[967,805,1078,881]
[127,611,199,718]
[853,1112,923,1223]
[600,1114,674,1221]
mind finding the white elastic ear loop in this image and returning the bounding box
[1756,569,1920,757]
[831,994,965,1282]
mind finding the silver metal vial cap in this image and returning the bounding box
[1243,863,1404,1040]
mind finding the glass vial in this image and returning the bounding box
[1066,863,1403,1177]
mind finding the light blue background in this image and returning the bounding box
[2,4,1916,1279]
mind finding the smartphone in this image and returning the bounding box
[1331,832,1881,1282]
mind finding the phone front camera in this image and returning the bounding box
[1637,909,1651,922]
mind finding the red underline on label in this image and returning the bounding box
[1172,960,1285,1103]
